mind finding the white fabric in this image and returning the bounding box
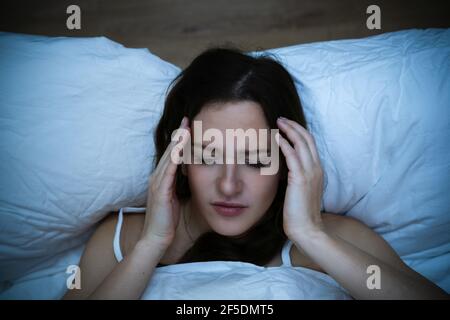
[0,29,449,298]
[114,207,352,300]
[0,31,180,282]
[281,240,294,268]
[141,261,352,300]
[113,207,293,267]
[250,28,450,291]
[0,244,85,300]
[113,207,146,262]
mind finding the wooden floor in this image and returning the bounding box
[1,0,449,67]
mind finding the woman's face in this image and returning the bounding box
[185,100,281,237]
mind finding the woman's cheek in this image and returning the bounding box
[186,165,213,190]
[243,168,279,202]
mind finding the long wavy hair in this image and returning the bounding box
[153,46,307,266]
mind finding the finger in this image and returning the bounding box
[153,134,182,188]
[153,117,189,187]
[159,127,191,195]
[275,131,303,176]
[280,118,320,163]
[155,127,189,189]
[277,118,314,169]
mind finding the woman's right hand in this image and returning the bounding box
[139,116,190,248]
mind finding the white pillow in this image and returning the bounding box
[1,28,449,296]
[254,28,450,291]
[0,32,180,282]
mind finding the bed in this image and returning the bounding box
[0,28,449,299]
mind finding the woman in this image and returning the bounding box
[63,47,448,300]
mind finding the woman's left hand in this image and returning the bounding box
[275,117,325,240]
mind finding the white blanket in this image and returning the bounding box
[0,246,352,300]
[141,261,352,300]
[1,28,449,299]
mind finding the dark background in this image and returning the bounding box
[0,0,449,67]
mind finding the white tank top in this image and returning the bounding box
[113,206,353,300]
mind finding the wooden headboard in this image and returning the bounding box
[1,0,449,67]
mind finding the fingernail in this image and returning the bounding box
[275,132,280,145]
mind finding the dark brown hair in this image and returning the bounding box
[153,46,307,266]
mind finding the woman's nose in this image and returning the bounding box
[217,164,243,197]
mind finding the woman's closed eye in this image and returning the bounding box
[245,158,270,168]
[194,155,270,168]
[191,148,270,168]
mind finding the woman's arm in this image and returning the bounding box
[63,117,190,299]
[87,236,166,300]
[62,213,166,300]
[62,213,119,299]
[291,215,449,299]
[274,116,448,300]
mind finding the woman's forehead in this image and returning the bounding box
[193,101,269,131]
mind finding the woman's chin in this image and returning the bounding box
[210,224,249,237]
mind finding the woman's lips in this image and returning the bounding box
[211,202,248,217]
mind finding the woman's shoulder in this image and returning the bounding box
[80,211,146,257]
[62,210,145,299]
[84,210,146,259]
[290,212,403,274]
[321,212,359,231]
[289,212,363,273]
[321,212,375,243]
[106,210,146,258]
